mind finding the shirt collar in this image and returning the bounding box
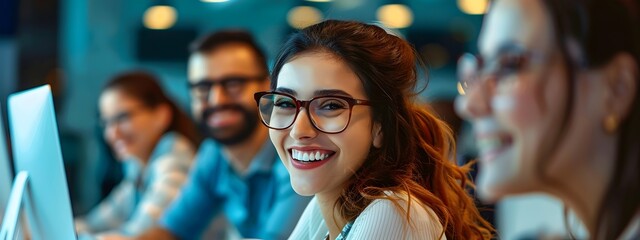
[213,138,277,177]
[244,139,278,176]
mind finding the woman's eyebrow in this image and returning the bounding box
[313,89,352,97]
[275,87,296,96]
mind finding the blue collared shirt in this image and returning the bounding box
[160,139,311,240]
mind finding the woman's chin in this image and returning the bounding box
[115,153,127,161]
[476,170,518,203]
[477,184,503,204]
[115,150,135,162]
[477,172,537,204]
[291,183,318,196]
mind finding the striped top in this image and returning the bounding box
[75,132,196,237]
[290,191,447,240]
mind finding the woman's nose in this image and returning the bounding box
[289,108,318,140]
[455,79,495,120]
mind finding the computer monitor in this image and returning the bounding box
[0,85,76,240]
[0,105,13,225]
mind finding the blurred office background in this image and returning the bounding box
[0,0,585,238]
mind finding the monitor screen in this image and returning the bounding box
[6,85,76,239]
[0,105,13,224]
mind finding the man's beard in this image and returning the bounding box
[199,104,260,146]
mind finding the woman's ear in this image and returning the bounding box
[372,122,383,148]
[602,53,638,125]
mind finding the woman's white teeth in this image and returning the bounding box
[477,134,512,156]
[478,138,501,151]
[292,149,330,162]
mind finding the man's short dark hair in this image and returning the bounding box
[190,30,268,75]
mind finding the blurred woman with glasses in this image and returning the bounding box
[255,20,493,239]
[456,0,640,238]
[75,71,200,238]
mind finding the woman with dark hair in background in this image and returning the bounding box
[456,0,640,238]
[256,20,493,239]
[75,71,200,238]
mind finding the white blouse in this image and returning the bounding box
[289,192,447,240]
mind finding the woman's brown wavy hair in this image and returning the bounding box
[271,20,493,239]
[537,0,640,238]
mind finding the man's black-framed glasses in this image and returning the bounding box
[189,75,266,102]
[254,91,371,134]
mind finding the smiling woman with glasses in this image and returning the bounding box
[455,0,640,239]
[75,71,200,238]
[263,20,493,240]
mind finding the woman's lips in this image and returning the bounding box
[476,132,514,163]
[287,147,336,170]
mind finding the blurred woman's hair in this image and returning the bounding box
[541,0,640,238]
[103,71,201,147]
[271,20,494,239]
